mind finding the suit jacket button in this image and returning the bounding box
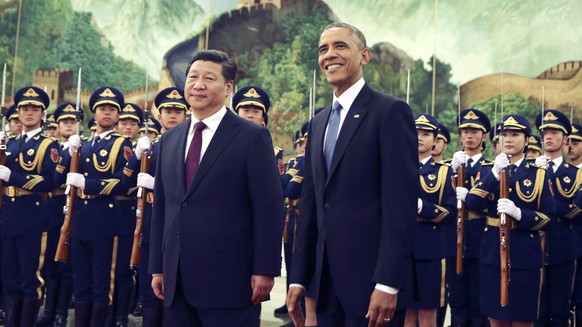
[182,202,187,208]
[324,203,330,209]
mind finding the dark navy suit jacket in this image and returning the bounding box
[149,109,284,308]
[289,84,418,315]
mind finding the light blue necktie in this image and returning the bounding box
[324,101,341,171]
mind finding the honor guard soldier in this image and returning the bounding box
[45,113,60,139]
[54,86,133,326]
[449,108,492,327]
[1,86,60,326]
[122,87,188,326]
[405,114,456,327]
[432,123,450,163]
[139,116,161,140]
[232,85,285,176]
[534,109,582,327]
[108,102,143,326]
[87,118,97,139]
[5,104,22,137]
[525,135,542,160]
[37,102,83,327]
[568,124,582,168]
[490,122,502,157]
[465,114,553,326]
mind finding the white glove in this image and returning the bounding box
[68,134,82,155]
[535,155,550,168]
[135,136,152,158]
[451,151,467,171]
[0,131,6,140]
[66,172,85,189]
[493,153,510,176]
[417,198,423,214]
[0,165,11,182]
[497,198,522,221]
[456,187,469,202]
[137,172,155,190]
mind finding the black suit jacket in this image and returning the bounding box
[290,84,418,314]
[149,109,284,308]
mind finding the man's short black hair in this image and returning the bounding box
[185,50,237,82]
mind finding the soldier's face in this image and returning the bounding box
[501,131,527,156]
[461,128,486,151]
[58,118,77,138]
[158,107,186,130]
[237,106,264,126]
[9,118,22,135]
[318,27,371,97]
[431,138,447,156]
[525,149,541,160]
[568,139,582,162]
[118,119,140,139]
[542,128,566,153]
[184,60,233,119]
[94,104,119,129]
[47,127,59,138]
[18,105,44,131]
[417,130,435,155]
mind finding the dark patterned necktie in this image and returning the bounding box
[185,121,207,188]
[324,101,341,171]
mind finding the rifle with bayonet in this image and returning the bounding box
[130,71,150,268]
[499,75,510,306]
[0,64,8,210]
[456,85,466,274]
[55,67,82,262]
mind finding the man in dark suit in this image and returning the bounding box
[149,50,284,326]
[286,22,418,327]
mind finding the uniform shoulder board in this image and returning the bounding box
[442,159,452,164]
[435,160,450,166]
[274,145,283,156]
[481,162,494,166]
[50,136,60,142]
[80,135,89,141]
[526,162,546,170]
[110,132,124,138]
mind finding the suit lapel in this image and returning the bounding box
[183,111,240,199]
[325,84,372,185]
[171,121,190,196]
[311,107,330,185]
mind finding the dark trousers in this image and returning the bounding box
[72,236,116,304]
[2,233,45,298]
[139,242,162,308]
[167,271,260,327]
[538,261,576,327]
[447,257,482,318]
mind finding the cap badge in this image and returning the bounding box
[166,90,183,99]
[416,115,430,124]
[23,88,40,97]
[543,111,558,121]
[123,104,136,112]
[463,111,479,120]
[504,116,518,125]
[64,104,76,112]
[99,88,116,98]
[242,88,261,98]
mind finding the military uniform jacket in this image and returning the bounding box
[122,136,160,245]
[1,132,59,237]
[416,158,456,260]
[545,162,582,264]
[55,132,133,241]
[465,160,554,269]
[282,154,304,189]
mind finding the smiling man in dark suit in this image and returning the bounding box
[149,50,284,326]
[286,22,418,327]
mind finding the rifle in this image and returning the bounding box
[0,64,8,210]
[499,75,510,306]
[455,85,465,274]
[55,67,82,262]
[130,70,150,268]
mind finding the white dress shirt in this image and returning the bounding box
[184,106,227,162]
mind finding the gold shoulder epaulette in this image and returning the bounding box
[481,162,494,166]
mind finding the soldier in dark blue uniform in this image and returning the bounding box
[45,113,59,139]
[448,108,492,327]
[1,86,60,326]
[533,109,581,327]
[37,102,83,327]
[5,104,22,138]
[567,124,582,169]
[405,114,455,327]
[232,86,284,176]
[139,116,161,140]
[122,87,188,327]
[87,118,97,139]
[525,135,542,160]
[465,114,553,325]
[107,103,143,326]
[54,87,133,326]
[432,123,450,163]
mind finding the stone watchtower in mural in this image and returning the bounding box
[32,69,74,109]
[237,0,297,9]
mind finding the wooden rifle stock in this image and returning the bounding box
[130,151,150,268]
[456,164,466,274]
[283,200,291,242]
[55,150,80,262]
[499,169,510,307]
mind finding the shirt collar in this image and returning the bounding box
[95,130,114,140]
[420,156,431,166]
[513,156,525,168]
[468,153,482,165]
[333,77,365,112]
[22,128,42,140]
[189,106,227,136]
[551,156,563,168]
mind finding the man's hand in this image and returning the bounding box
[365,289,397,327]
[251,275,274,305]
[286,286,305,327]
[151,275,164,300]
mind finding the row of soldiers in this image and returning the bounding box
[279,107,582,327]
